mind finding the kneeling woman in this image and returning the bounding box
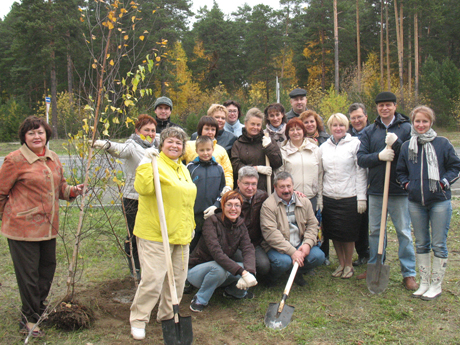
[187,191,257,312]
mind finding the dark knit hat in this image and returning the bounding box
[375,92,397,104]
[154,96,173,111]
[289,88,307,98]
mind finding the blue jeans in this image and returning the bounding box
[368,195,416,277]
[409,200,452,258]
[266,245,325,281]
[187,261,246,305]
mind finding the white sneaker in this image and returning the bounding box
[131,326,145,340]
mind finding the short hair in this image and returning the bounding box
[327,113,349,132]
[220,190,244,221]
[348,103,367,116]
[264,103,286,125]
[410,105,435,124]
[285,118,307,140]
[135,114,157,131]
[299,110,325,132]
[207,104,228,117]
[159,126,187,156]
[274,171,294,186]
[238,166,259,181]
[197,116,219,136]
[244,108,264,125]
[223,100,242,119]
[195,135,213,149]
[19,116,53,145]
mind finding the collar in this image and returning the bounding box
[159,151,183,169]
[20,144,54,164]
[275,192,296,207]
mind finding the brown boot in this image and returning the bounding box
[403,276,419,291]
[356,271,367,280]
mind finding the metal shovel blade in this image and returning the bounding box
[161,315,193,345]
[366,254,390,294]
[264,302,295,330]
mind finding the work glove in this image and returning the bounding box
[221,186,232,196]
[256,165,272,176]
[316,200,323,212]
[357,200,367,214]
[91,140,110,150]
[262,135,271,148]
[144,147,159,160]
[236,272,258,290]
[385,133,398,147]
[203,206,217,219]
[378,148,394,161]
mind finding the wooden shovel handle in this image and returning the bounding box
[378,145,392,255]
[152,157,180,308]
[264,132,272,195]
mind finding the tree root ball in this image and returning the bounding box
[48,300,95,331]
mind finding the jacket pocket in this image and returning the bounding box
[16,207,39,217]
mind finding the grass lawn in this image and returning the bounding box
[1,200,460,344]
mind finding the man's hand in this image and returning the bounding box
[378,148,394,161]
[385,133,398,147]
[262,135,271,148]
[316,201,323,212]
[298,244,311,257]
[203,206,217,219]
[255,166,272,176]
[73,184,85,196]
[291,249,306,267]
[294,190,306,198]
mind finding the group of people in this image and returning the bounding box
[1,88,459,341]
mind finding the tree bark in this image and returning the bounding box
[408,19,412,94]
[356,0,361,88]
[414,11,419,100]
[333,0,339,92]
[380,0,384,89]
[394,0,404,104]
[385,0,390,91]
[50,48,58,139]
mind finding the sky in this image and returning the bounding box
[0,0,281,20]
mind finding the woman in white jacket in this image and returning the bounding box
[92,114,158,279]
[277,118,322,211]
[320,113,367,279]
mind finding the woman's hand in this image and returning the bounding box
[73,184,85,196]
[255,166,272,176]
[236,272,258,290]
[90,140,110,150]
[357,200,367,214]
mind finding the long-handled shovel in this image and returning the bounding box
[366,145,391,294]
[151,157,193,345]
[264,132,272,195]
[264,262,299,330]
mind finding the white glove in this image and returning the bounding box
[91,140,110,150]
[385,133,398,147]
[378,148,394,161]
[262,135,271,148]
[221,186,232,196]
[316,201,323,212]
[203,206,217,219]
[256,165,272,176]
[144,146,159,160]
[357,200,367,214]
[236,272,258,290]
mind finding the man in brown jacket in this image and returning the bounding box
[260,171,325,286]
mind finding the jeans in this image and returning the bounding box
[409,200,452,258]
[187,261,246,305]
[266,245,325,281]
[368,195,416,277]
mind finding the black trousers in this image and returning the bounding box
[123,198,140,271]
[8,238,56,323]
[354,206,370,258]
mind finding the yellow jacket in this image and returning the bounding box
[134,152,197,245]
[183,139,233,188]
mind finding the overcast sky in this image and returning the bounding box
[0,0,281,20]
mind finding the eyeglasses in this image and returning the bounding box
[241,182,257,187]
[224,203,241,209]
[350,115,365,122]
[228,110,238,113]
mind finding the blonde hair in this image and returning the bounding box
[410,105,435,124]
[207,104,228,117]
[244,107,264,125]
[327,113,349,132]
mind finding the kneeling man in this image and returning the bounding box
[260,172,325,286]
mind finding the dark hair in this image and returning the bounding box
[348,103,367,116]
[223,100,242,119]
[135,114,157,131]
[18,116,53,145]
[197,116,219,136]
[195,135,213,148]
[299,110,325,132]
[220,190,243,221]
[264,103,286,125]
[285,118,307,140]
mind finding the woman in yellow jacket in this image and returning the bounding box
[129,127,197,341]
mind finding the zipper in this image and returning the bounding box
[420,145,425,206]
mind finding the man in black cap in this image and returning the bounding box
[153,96,183,133]
[286,88,308,121]
[356,92,418,291]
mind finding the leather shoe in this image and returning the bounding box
[356,271,367,280]
[403,276,419,291]
[294,272,308,287]
[352,256,368,267]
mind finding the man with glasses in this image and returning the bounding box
[260,172,325,286]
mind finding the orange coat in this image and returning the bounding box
[0,145,75,241]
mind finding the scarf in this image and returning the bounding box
[268,123,285,133]
[129,133,155,149]
[408,127,439,193]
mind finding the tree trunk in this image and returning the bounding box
[385,0,390,91]
[280,5,290,80]
[356,0,361,88]
[414,12,419,100]
[380,0,384,89]
[67,52,73,104]
[394,0,404,104]
[333,0,339,92]
[408,19,412,94]
[50,48,58,139]
[320,0,326,91]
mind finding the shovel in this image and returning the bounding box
[151,157,193,345]
[264,132,272,195]
[366,145,391,294]
[264,262,299,330]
